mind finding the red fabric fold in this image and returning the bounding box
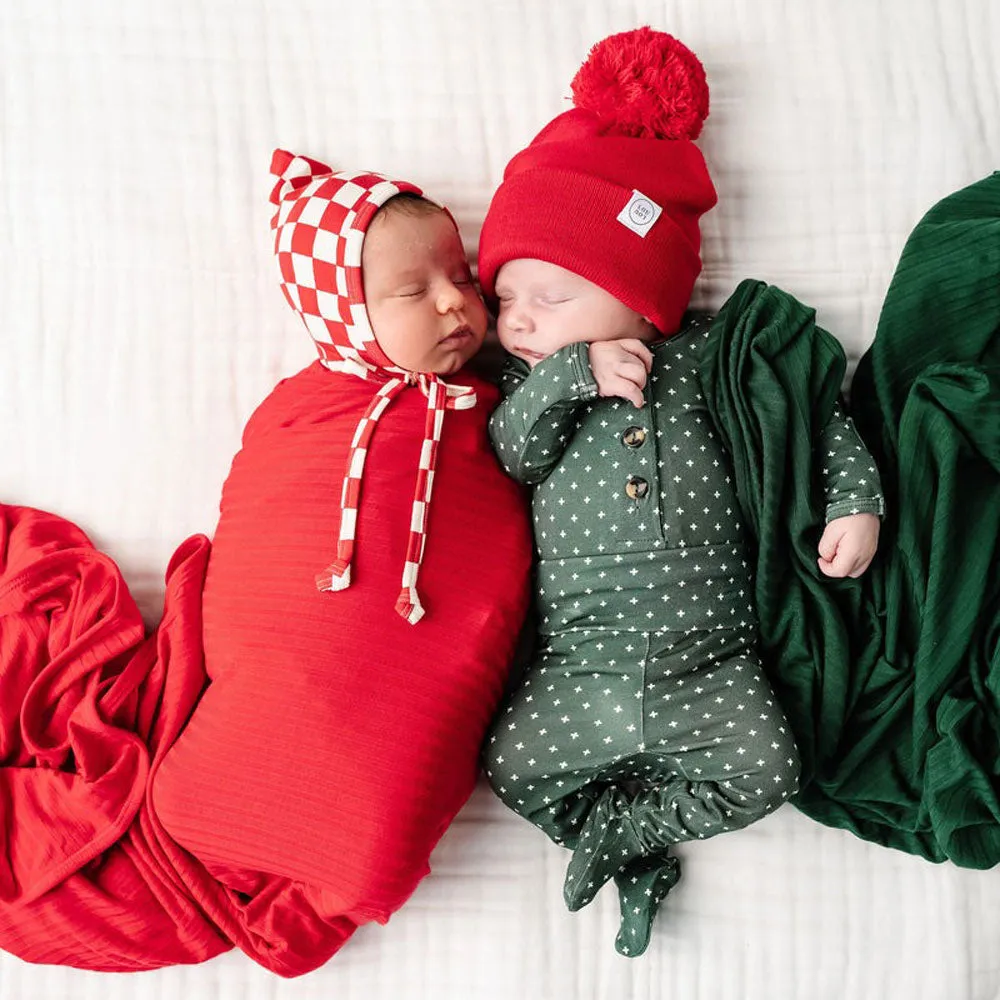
[0,508,228,969]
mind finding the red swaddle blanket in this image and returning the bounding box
[154,358,532,944]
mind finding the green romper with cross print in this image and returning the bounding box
[483,312,884,955]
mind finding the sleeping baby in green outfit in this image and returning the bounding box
[477,27,883,956]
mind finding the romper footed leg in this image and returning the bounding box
[560,788,681,956]
[614,854,681,957]
[563,785,642,910]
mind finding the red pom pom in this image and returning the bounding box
[570,27,709,140]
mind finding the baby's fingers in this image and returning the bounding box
[616,339,654,373]
[614,356,649,389]
[601,373,645,409]
[817,524,853,578]
[817,536,869,578]
[817,524,843,563]
[817,553,849,578]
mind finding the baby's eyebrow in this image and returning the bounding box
[387,268,425,284]
[443,250,472,269]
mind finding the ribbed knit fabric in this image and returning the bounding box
[0,361,532,976]
[476,28,719,335]
[154,361,532,926]
[700,172,1000,864]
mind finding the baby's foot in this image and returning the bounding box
[562,788,641,911]
[613,854,681,957]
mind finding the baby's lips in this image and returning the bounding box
[442,325,473,343]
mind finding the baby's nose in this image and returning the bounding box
[503,303,531,332]
[438,280,465,312]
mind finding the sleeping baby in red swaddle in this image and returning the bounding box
[151,150,533,964]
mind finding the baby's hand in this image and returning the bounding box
[588,340,654,409]
[817,513,880,578]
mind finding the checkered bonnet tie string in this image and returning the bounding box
[316,372,476,624]
[269,148,477,624]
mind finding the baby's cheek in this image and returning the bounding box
[495,320,516,353]
[468,296,489,333]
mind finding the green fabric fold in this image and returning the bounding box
[700,172,1000,866]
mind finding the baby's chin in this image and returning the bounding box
[431,342,484,376]
[513,348,548,368]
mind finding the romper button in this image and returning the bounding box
[622,426,646,448]
[625,476,649,500]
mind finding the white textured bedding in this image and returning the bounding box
[1,1,998,998]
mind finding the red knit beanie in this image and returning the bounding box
[478,27,717,335]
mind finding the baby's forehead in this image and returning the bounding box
[363,208,465,263]
[495,258,590,290]
[369,201,451,237]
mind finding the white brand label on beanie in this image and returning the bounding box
[617,190,662,237]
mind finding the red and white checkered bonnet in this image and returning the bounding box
[268,149,477,625]
[269,148,429,377]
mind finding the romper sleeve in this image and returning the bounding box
[488,343,599,485]
[818,401,886,521]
